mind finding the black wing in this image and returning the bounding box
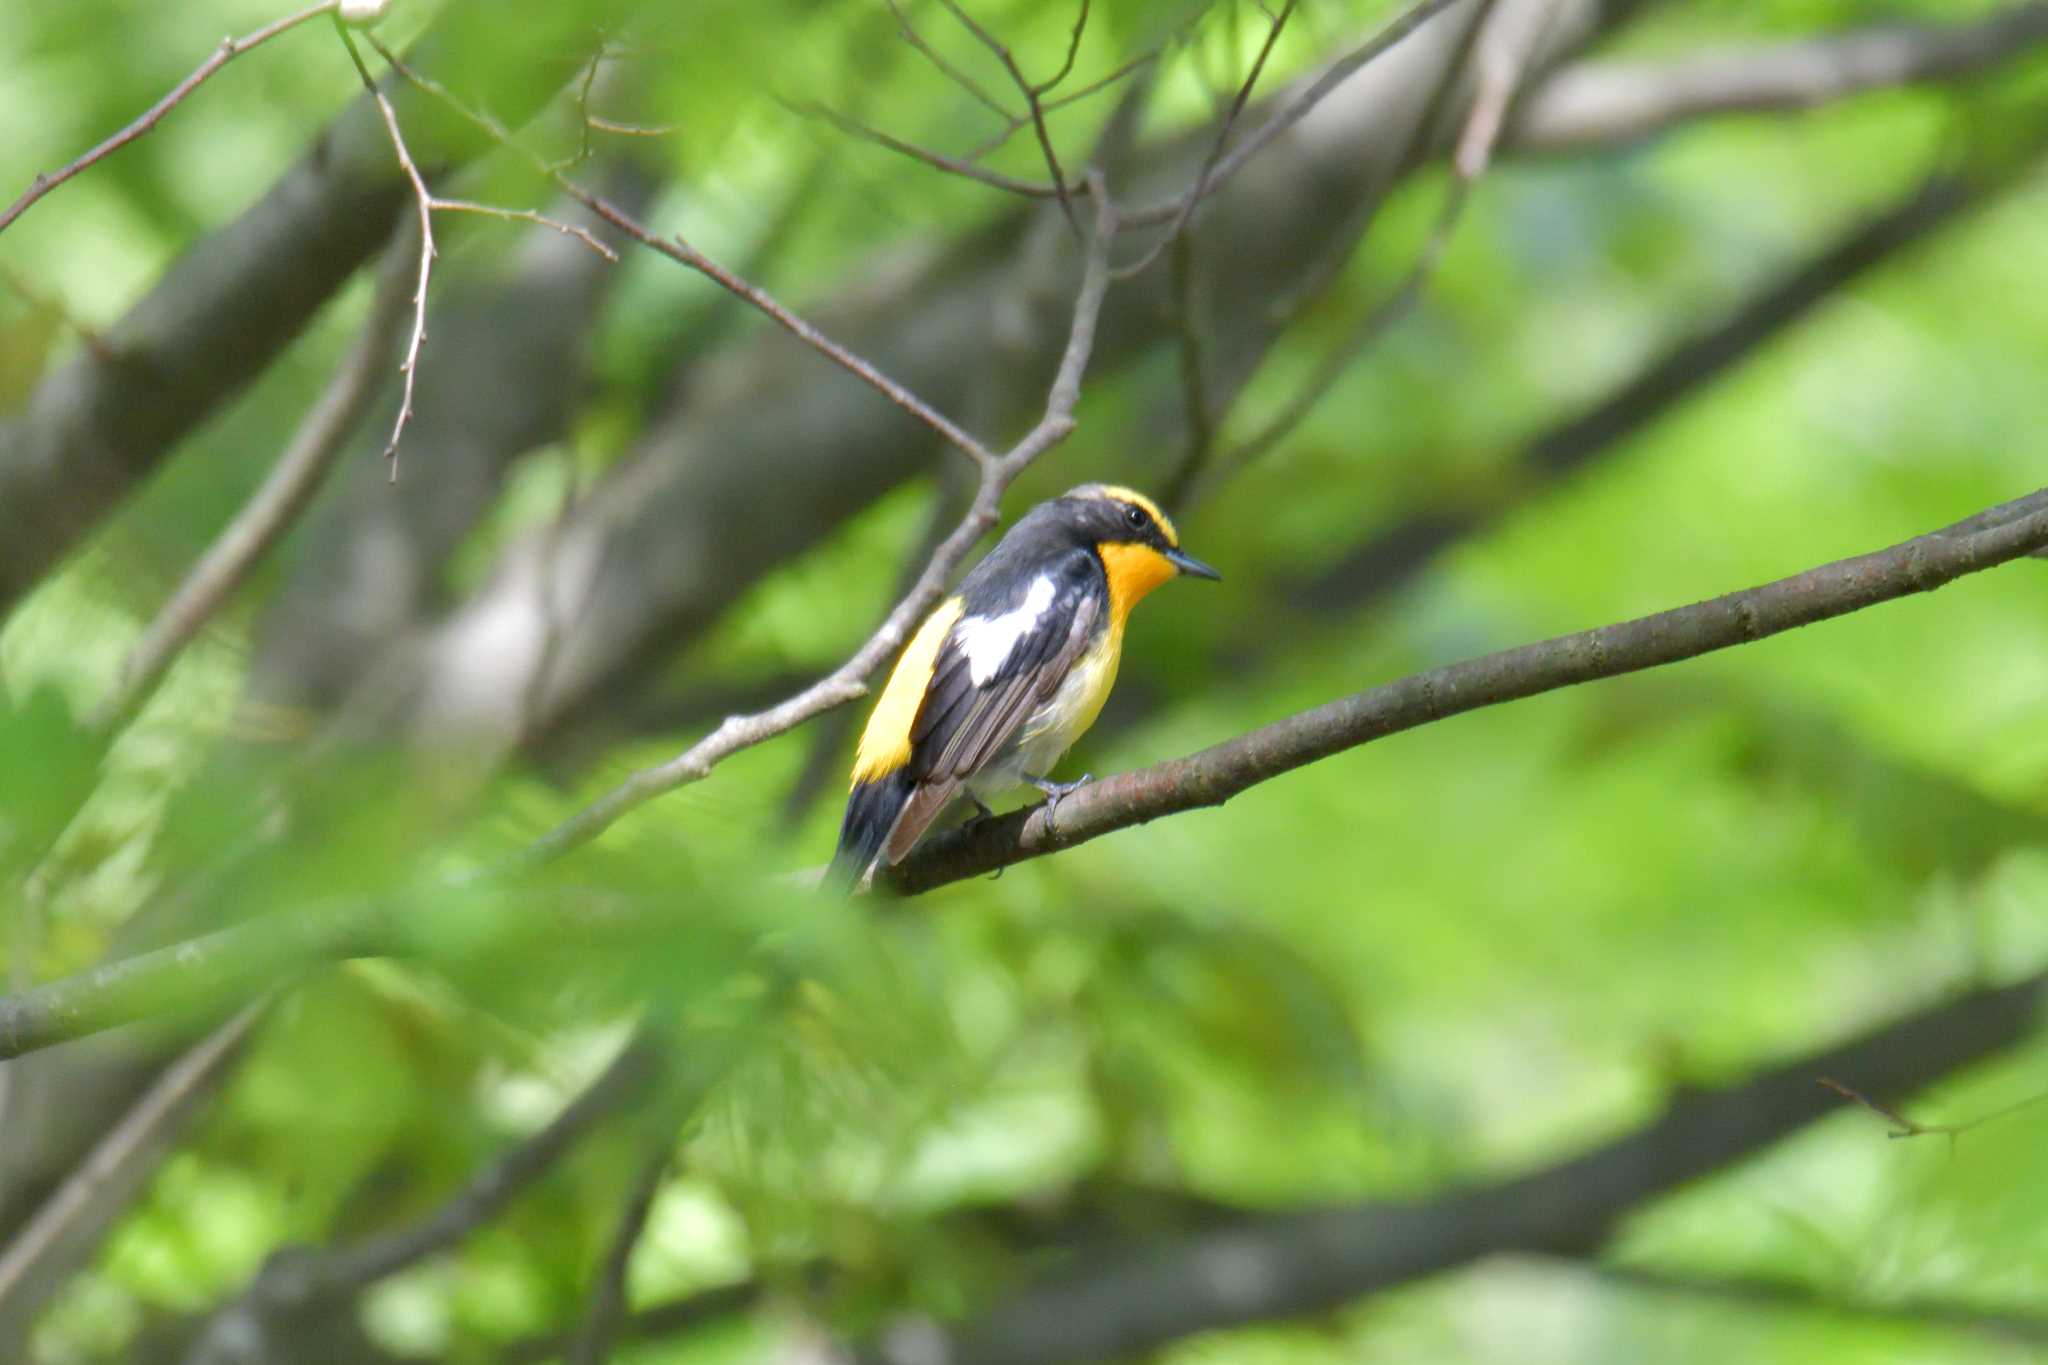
[879,551,1102,864]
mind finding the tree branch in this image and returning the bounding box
[1510,1,2048,153]
[90,225,418,732]
[181,1028,660,1365]
[0,1,340,235]
[3,478,2048,1056]
[865,972,2048,1365]
[882,484,2048,893]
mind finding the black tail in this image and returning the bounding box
[829,769,914,892]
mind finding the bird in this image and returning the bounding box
[832,483,1219,889]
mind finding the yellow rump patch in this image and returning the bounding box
[1097,540,1177,629]
[851,596,965,784]
[1095,485,1179,547]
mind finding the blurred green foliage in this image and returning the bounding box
[6,0,2048,1362]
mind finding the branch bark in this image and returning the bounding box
[882,485,2048,893]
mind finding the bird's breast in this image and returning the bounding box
[1014,618,1124,773]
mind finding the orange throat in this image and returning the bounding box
[1097,541,1177,631]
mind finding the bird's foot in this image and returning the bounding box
[1026,773,1092,837]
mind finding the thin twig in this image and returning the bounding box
[91,226,420,732]
[937,0,1084,234]
[336,21,437,478]
[785,99,1073,199]
[430,199,618,261]
[0,1,340,235]
[364,34,993,466]
[1120,0,1467,229]
[886,0,1016,118]
[1204,178,1471,494]
[1818,1075,2048,1149]
[1114,0,1299,278]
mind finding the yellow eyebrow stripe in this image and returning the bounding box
[1096,485,1179,547]
[851,596,965,784]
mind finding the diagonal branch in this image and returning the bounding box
[181,1027,661,1365]
[2,479,2048,1057]
[1511,1,2048,152]
[90,224,418,732]
[882,484,2048,893]
[866,971,2048,1365]
[0,1,341,235]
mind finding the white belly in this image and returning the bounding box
[968,626,1121,800]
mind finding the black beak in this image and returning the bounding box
[1165,548,1221,581]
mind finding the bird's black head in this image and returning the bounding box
[1056,483,1221,602]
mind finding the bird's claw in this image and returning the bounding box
[1027,773,1092,837]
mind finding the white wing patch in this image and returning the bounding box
[955,576,1055,685]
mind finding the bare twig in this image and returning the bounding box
[1114,0,1299,278]
[1203,178,1470,495]
[936,0,1086,233]
[1818,1075,2048,1149]
[336,21,436,477]
[365,34,993,466]
[961,44,1170,163]
[0,1,340,235]
[428,198,617,261]
[1120,0,1467,229]
[91,226,419,732]
[785,99,1074,199]
[886,0,1015,118]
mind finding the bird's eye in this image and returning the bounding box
[1123,504,1147,530]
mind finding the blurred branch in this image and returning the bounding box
[0,1,340,235]
[864,972,2048,1365]
[567,1141,671,1365]
[1293,168,2005,611]
[1564,1259,2048,1350]
[90,226,417,732]
[884,483,2048,893]
[181,1029,661,1365]
[1510,1,2048,153]
[0,999,268,1354]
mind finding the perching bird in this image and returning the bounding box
[832,483,1219,889]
